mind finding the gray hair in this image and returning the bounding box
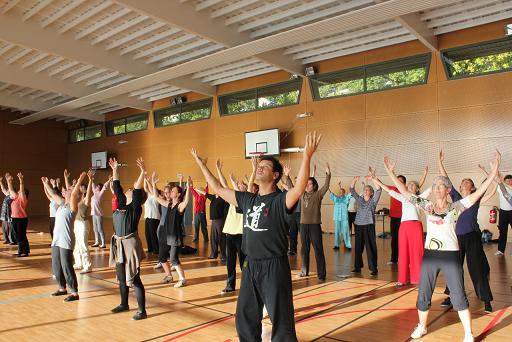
[364,185,375,195]
[431,176,452,189]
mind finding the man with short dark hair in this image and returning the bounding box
[191,132,321,342]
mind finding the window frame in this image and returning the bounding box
[309,53,432,101]
[68,123,103,143]
[153,98,213,128]
[218,78,303,116]
[106,112,149,136]
[441,36,512,80]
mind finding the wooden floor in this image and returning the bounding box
[1,217,511,342]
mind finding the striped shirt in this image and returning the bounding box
[350,187,382,225]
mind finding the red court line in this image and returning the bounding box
[477,305,509,339]
[294,284,374,301]
[163,315,234,341]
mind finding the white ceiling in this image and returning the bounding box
[0,0,510,124]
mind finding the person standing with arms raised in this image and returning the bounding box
[191,131,321,342]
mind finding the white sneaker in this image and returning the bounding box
[410,324,427,339]
[174,279,186,288]
[494,251,504,256]
[170,265,176,271]
[153,262,162,269]
[463,335,474,342]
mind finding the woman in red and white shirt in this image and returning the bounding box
[6,172,29,257]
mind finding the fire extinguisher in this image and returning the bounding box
[489,207,497,224]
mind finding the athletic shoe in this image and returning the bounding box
[351,268,361,273]
[333,246,339,250]
[153,262,162,269]
[170,265,176,271]
[297,272,308,278]
[484,301,493,313]
[220,258,226,263]
[51,290,68,296]
[111,305,129,313]
[192,238,198,242]
[174,279,186,288]
[386,261,397,265]
[370,270,378,276]
[91,243,99,247]
[463,335,474,342]
[132,311,147,320]
[99,245,106,249]
[221,287,235,294]
[80,269,92,274]
[161,275,173,284]
[207,256,216,259]
[410,323,427,339]
[494,251,504,256]
[73,265,81,270]
[395,282,407,287]
[440,297,452,307]
[288,251,296,256]
[64,294,79,302]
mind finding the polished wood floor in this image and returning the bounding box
[1,217,511,341]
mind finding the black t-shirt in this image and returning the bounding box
[112,180,144,237]
[207,194,228,220]
[158,203,183,247]
[235,190,294,259]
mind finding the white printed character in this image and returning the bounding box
[245,203,269,232]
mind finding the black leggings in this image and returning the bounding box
[116,263,145,312]
[12,217,29,255]
[498,209,512,253]
[144,218,159,253]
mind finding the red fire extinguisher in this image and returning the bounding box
[489,207,497,224]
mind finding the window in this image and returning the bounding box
[218,79,302,116]
[106,112,148,136]
[153,98,212,127]
[310,53,431,100]
[442,36,512,79]
[69,124,102,143]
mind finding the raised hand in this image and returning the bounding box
[439,149,445,163]
[283,164,291,177]
[383,156,396,173]
[108,158,119,170]
[87,169,94,180]
[136,157,145,172]
[191,148,207,166]
[325,162,331,175]
[5,173,13,182]
[251,156,258,171]
[17,173,24,181]
[489,149,501,175]
[366,166,376,180]
[229,173,237,183]
[64,169,71,178]
[41,176,49,184]
[151,171,159,185]
[216,159,223,170]
[304,131,322,158]
[187,176,193,187]
[50,178,56,187]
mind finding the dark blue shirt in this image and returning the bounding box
[450,188,481,235]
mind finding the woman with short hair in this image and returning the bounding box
[6,172,29,257]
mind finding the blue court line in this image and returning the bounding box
[0,292,52,305]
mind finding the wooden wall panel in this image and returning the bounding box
[308,94,366,124]
[366,83,437,117]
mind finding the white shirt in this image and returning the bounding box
[418,197,471,251]
[223,204,243,235]
[144,195,161,220]
[497,184,512,211]
[49,200,59,218]
[389,188,430,222]
[347,196,357,212]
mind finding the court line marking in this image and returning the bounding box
[477,305,509,340]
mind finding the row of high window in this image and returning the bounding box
[70,36,512,143]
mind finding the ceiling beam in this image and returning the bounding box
[113,0,304,75]
[12,0,464,125]
[0,92,49,111]
[0,10,215,96]
[0,62,150,110]
[374,0,437,51]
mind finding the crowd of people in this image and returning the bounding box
[1,131,511,342]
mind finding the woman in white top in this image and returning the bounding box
[43,178,60,240]
[383,153,501,342]
[143,178,161,254]
[372,170,430,287]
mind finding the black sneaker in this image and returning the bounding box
[333,246,339,250]
[484,301,493,313]
[351,268,361,273]
[64,294,79,302]
[440,297,452,307]
[370,270,378,276]
[111,305,130,313]
[132,311,147,320]
[51,290,68,296]
[288,251,296,256]
[221,287,235,294]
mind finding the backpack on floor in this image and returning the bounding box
[481,229,493,244]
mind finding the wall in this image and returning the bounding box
[67,19,512,239]
[0,110,68,216]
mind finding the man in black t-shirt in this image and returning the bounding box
[191,132,322,342]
